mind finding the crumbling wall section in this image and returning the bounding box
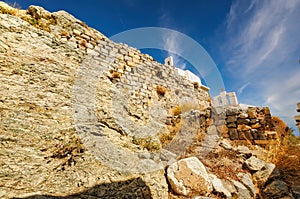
[212,106,279,148]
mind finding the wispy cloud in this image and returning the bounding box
[237,82,250,95]
[222,0,300,134]
[159,13,188,69]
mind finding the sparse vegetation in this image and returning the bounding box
[160,118,182,146]
[170,105,182,116]
[0,2,22,16]
[156,85,167,97]
[170,102,199,116]
[275,128,300,188]
[200,149,247,181]
[132,136,161,151]
[48,131,84,170]
[108,69,122,81]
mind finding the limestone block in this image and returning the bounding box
[127,61,136,67]
[73,29,82,36]
[237,173,257,197]
[221,179,237,194]
[247,107,257,118]
[230,179,252,199]
[227,123,236,128]
[85,42,94,49]
[128,51,135,57]
[237,124,251,131]
[167,157,212,196]
[237,118,250,124]
[86,49,99,56]
[214,119,226,126]
[81,33,91,41]
[132,58,139,63]
[239,113,248,118]
[227,115,237,123]
[134,54,140,60]
[101,48,108,54]
[217,125,228,136]
[219,139,233,150]
[226,107,240,116]
[229,128,239,140]
[209,174,232,198]
[251,123,261,129]
[124,55,132,62]
[244,156,266,171]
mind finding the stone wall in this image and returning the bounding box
[212,106,279,146]
[0,4,211,198]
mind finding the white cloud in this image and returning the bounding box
[222,0,300,134]
[237,82,250,95]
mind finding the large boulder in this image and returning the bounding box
[167,157,212,196]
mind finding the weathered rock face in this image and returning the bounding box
[167,157,212,196]
[0,2,295,199]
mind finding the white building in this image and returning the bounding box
[212,91,239,107]
[164,56,202,85]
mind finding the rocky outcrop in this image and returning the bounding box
[0,2,296,199]
[167,157,212,196]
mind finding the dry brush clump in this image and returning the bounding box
[156,85,167,97]
[200,149,247,181]
[107,69,122,81]
[0,2,57,32]
[0,2,23,16]
[274,128,300,187]
[132,136,161,152]
[47,130,85,170]
[160,117,182,146]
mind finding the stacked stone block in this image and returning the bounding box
[213,106,276,144]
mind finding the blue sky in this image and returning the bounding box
[8,0,300,134]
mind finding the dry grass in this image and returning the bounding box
[169,102,199,116]
[275,131,300,187]
[271,116,290,141]
[170,105,182,116]
[132,136,161,152]
[180,102,199,113]
[0,2,57,32]
[47,131,85,170]
[156,85,167,96]
[160,118,182,146]
[0,2,22,16]
[108,69,122,79]
[200,149,247,181]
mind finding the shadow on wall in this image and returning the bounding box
[14,177,152,199]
